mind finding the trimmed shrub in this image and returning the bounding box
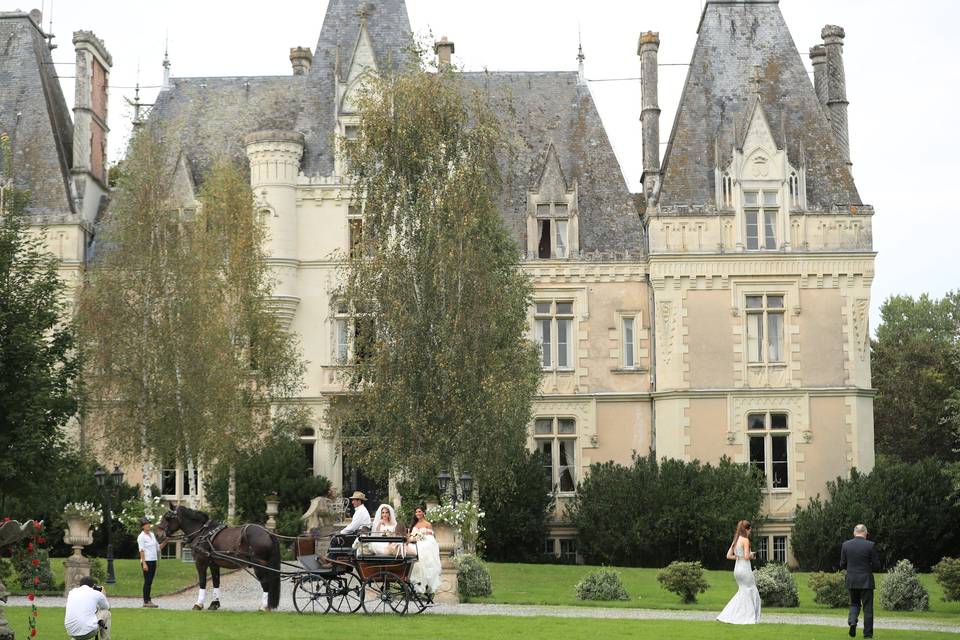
[88,557,107,586]
[479,449,554,562]
[879,559,929,611]
[0,558,17,589]
[575,568,629,601]
[754,563,799,607]
[454,554,492,600]
[657,561,709,604]
[808,571,848,608]
[933,557,960,602]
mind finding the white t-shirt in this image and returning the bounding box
[340,504,371,534]
[137,530,161,561]
[64,585,108,637]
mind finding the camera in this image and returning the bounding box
[92,585,103,592]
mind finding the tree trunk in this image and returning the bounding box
[228,465,237,525]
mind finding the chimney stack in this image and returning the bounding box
[72,31,112,187]
[434,36,455,70]
[820,25,851,167]
[809,44,828,116]
[638,31,661,198]
[290,47,313,76]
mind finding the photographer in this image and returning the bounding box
[64,576,110,640]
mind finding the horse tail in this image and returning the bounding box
[267,535,281,609]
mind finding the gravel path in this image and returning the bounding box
[9,569,959,634]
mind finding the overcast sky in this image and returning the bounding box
[40,0,960,330]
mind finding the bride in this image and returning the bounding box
[367,504,405,555]
[406,505,441,595]
[716,519,761,624]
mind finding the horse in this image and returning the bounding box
[156,505,281,611]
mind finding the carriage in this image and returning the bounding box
[291,533,433,615]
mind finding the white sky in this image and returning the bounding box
[41,0,960,330]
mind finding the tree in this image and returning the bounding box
[330,58,541,495]
[0,132,81,513]
[479,450,554,562]
[872,292,960,462]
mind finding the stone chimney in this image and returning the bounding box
[72,31,112,187]
[434,36,455,69]
[821,25,851,166]
[809,44,828,116]
[290,47,313,76]
[638,31,661,198]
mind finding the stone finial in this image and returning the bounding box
[637,30,660,53]
[821,24,846,42]
[638,31,661,198]
[28,8,42,27]
[290,47,313,76]
[434,36,455,69]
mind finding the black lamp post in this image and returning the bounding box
[437,470,473,507]
[94,465,124,584]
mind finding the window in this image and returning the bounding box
[754,536,769,563]
[623,316,636,368]
[721,171,733,208]
[773,535,788,563]
[535,203,570,259]
[160,463,177,496]
[541,538,555,556]
[748,412,789,490]
[746,294,784,364]
[744,190,778,250]
[344,125,359,140]
[534,417,576,493]
[560,539,578,564]
[182,467,199,496]
[348,206,363,258]
[788,172,800,209]
[334,302,350,364]
[300,428,316,476]
[534,301,574,370]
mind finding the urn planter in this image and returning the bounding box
[265,498,280,531]
[432,522,461,604]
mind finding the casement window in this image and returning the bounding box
[744,190,778,250]
[534,301,574,370]
[788,172,800,209]
[721,172,733,208]
[536,203,570,259]
[773,535,788,563]
[344,125,359,140]
[300,427,316,477]
[746,294,784,364]
[748,412,789,490]
[348,205,364,258]
[623,316,636,368]
[560,539,578,564]
[534,417,576,493]
[334,302,350,363]
[161,463,199,497]
[754,536,769,563]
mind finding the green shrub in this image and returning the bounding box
[879,559,929,611]
[0,557,17,590]
[808,571,847,608]
[276,509,304,537]
[479,449,554,562]
[14,548,55,592]
[88,557,107,585]
[933,557,960,602]
[656,561,709,604]
[454,554,492,600]
[574,568,629,601]
[754,563,799,607]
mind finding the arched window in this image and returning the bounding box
[788,172,800,209]
[721,172,733,208]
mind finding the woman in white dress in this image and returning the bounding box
[717,519,761,624]
[407,506,442,595]
[367,504,404,555]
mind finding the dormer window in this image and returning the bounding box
[536,203,569,259]
[788,172,800,209]
[744,190,778,251]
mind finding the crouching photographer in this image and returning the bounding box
[64,576,111,640]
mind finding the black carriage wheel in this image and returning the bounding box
[327,573,363,614]
[361,571,409,615]
[292,575,330,614]
[409,588,430,614]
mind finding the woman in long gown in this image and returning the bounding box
[716,519,761,624]
[407,506,442,595]
[367,504,404,555]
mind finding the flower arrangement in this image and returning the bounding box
[118,495,166,535]
[408,530,426,543]
[426,501,485,549]
[63,502,103,530]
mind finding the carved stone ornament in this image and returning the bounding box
[657,300,677,365]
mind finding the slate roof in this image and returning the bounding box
[0,11,75,216]
[658,0,861,211]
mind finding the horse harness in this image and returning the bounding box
[188,521,267,566]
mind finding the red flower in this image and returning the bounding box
[33,576,39,585]
[26,542,34,552]
[37,536,46,545]
[27,593,35,601]
[31,558,40,567]
[31,629,37,637]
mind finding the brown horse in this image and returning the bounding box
[156,506,281,611]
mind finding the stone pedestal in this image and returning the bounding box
[63,517,94,596]
[265,498,279,531]
[433,522,460,604]
[63,556,92,596]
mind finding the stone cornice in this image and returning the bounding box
[648,252,876,282]
[651,386,876,399]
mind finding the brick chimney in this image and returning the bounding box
[809,44,828,116]
[72,30,112,187]
[638,31,661,199]
[821,25,851,167]
[290,47,313,75]
[434,36,455,69]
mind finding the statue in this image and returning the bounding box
[0,519,41,640]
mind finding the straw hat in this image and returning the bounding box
[348,491,368,501]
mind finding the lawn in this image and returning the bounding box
[475,563,960,620]
[31,558,202,598]
[4,607,959,640]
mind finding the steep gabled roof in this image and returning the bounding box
[297,0,414,176]
[0,11,75,216]
[658,0,860,211]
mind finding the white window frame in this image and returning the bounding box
[747,411,790,492]
[535,203,570,260]
[773,535,789,563]
[746,294,785,364]
[534,417,577,495]
[333,301,350,364]
[743,190,779,251]
[534,301,574,371]
[622,315,637,369]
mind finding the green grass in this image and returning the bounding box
[4,607,958,640]
[473,563,960,620]
[34,558,202,598]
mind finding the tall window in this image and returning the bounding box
[160,463,177,496]
[754,536,769,563]
[746,294,784,363]
[536,203,570,259]
[534,301,574,370]
[788,172,800,209]
[334,301,350,364]
[300,427,316,476]
[744,190,778,250]
[534,417,576,493]
[560,539,578,564]
[181,467,199,496]
[748,412,789,490]
[348,205,363,258]
[623,316,636,368]
[773,535,788,563]
[721,172,733,208]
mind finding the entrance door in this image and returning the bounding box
[342,458,388,516]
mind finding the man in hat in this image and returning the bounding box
[137,516,168,608]
[340,491,371,535]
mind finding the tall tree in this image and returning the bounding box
[871,292,960,462]
[330,61,541,494]
[0,132,81,512]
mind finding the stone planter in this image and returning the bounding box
[432,522,460,604]
[265,498,280,531]
[63,516,93,595]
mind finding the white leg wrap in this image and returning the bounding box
[197,588,206,604]
[212,587,221,601]
[261,592,269,608]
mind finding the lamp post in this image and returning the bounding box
[94,465,123,584]
[436,470,473,508]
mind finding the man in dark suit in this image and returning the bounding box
[840,524,881,638]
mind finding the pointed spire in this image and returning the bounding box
[161,34,171,90]
[577,26,586,85]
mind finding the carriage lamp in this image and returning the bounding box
[458,472,473,499]
[436,470,452,497]
[94,465,124,584]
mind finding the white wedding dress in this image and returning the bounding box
[409,525,442,594]
[716,536,761,624]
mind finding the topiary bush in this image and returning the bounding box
[454,554,492,600]
[808,571,848,608]
[575,568,629,601]
[880,559,929,611]
[753,563,799,607]
[657,561,709,604]
[933,557,960,602]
